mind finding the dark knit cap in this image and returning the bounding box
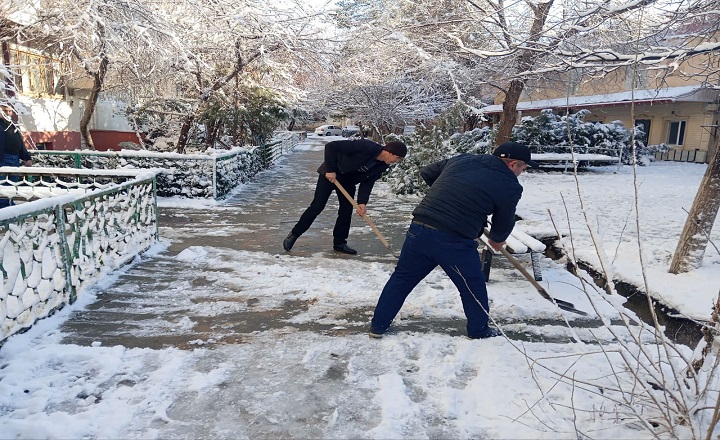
[383,141,407,158]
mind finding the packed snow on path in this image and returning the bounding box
[0,247,689,439]
[0,145,719,439]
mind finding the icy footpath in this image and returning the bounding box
[0,135,673,439]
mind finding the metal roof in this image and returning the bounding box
[481,85,718,114]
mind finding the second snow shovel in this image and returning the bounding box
[482,229,588,316]
[333,180,399,258]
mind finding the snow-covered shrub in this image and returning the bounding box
[125,99,186,151]
[436,102,466,135]
[513,109,565,148]
[448,126,494,155]
[384,128,453,195]
[384,109,660,196]
[638,143,673,164]
[512,109,654,165]
[383,108,504,195]
[118,141,144,150]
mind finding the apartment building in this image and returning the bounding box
[1,19,137,151]
[482,26,719,164]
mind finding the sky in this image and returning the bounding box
[0,135,719,439]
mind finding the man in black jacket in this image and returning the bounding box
[369,142,536,339]
[283,138,406,254]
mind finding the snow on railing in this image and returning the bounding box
[0,167,159,343]
[30,132,302,199]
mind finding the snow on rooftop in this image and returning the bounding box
[482,85,717,113]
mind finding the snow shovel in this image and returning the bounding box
[333,180,399,258]
[482,229,588,316]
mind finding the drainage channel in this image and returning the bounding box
[542,238,706,348]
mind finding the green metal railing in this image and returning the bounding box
[0,168,159,344]
[30,132,302,199]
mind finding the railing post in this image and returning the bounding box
[55,204,77,304]
[213,155,218,199]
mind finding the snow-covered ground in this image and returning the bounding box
[518,161,720,320]
[0,136,718,439]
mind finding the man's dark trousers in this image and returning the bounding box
[371,223,490,338]
[291,174,356,245]
[0,153,19,208]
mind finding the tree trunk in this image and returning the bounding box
[496,79,525,146]
[462,112,480,132]
[669,142,720,273]
[175,43,278,153]
[287,108,297,132]
[176,114,195,154]
[206,118,218,147]
[493,0,551,147]
[78,55,109,150]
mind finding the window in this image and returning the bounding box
[667,121,686,146]
[635,119,651,144]
[8,45,60,96]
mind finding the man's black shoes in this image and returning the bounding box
[283,233,298,251]
[368,328,385,339]
[467,326,502,339]
[285,236,357,254]
[333,244,357,255]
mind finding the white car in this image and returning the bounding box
[314,125,343,136]
[342,125,361,137]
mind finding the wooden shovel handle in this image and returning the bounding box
[333,180,394,253]
[483,228,551,299]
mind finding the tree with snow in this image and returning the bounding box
[8,0,181,150]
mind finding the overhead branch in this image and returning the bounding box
[558,41,720,65]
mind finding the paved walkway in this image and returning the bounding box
[60,136,418,349]
[59,136,614,349]
[6,139,704,440]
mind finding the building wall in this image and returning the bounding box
[26,131,82,150]
[89,130,142,151]
[582,102,715,151]
[16,95,77,132]
[523,58,719,103]
[93,99,133,132]
[484,29,720,163]
[15,93,136,151]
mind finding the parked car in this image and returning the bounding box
[314,125,343,136]
[342,125,361,137]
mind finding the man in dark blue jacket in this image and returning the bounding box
[283,138,406,254]
[370,142,536,339]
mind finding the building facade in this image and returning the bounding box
[481,30,720,164]
[2,37,138,151]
